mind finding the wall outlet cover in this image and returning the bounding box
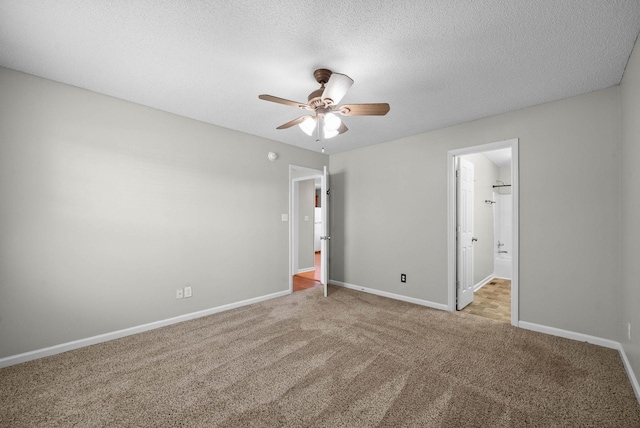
[176,289,184,299]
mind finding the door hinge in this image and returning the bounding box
[455,170,459,178]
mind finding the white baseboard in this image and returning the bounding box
[474,275,495,292]
[329,280,449,311]
[297,267,315,274]
[519,321,640,403]
[619,344,640,403]
[518,321,619,349]
[0,290,290,369]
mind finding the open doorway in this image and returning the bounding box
[292,178,322,291]
[289,166,324,293]
[447,139,519,326]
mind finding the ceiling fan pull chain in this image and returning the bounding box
[315,116,321,143]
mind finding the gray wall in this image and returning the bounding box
[2,47,638,382]
[330,85,621,340]
[0,68,327,358]
[296,179,315,271]
[621,34,640,388]
[499,165,512,186]
[462,153,499,286]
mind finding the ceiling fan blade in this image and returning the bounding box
[338,103,390,116]
[321,73,354,105]
[259,94,311,110]
[276,115,313,129]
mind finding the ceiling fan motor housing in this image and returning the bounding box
[313,68,332,85]
[308,68,337,109]
[308,88,326,109]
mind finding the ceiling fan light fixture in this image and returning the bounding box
[324,112,341,131]
[299,117,316,136]
[323,127,339,139]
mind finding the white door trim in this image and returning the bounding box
[447,138,519,327]
[321,166,329,297]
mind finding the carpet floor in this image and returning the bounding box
[1,285,639,427]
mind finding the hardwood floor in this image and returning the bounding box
[292,252,321,292]
[461,278,511,323]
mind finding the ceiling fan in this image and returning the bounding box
[259,68,390,139]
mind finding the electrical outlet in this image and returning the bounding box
[401,274,407,283]
[628,322,632,341]
[176,288,183,299]
[184,286,192,298]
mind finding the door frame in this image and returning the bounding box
[447,138,519,326]
[289,165,324,293]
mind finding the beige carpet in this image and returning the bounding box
[1,286,639,427]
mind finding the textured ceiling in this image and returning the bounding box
[1,1,640,154]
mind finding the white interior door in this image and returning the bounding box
[457,157,474,310]
[320,166,329,297]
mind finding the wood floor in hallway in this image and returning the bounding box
[461,278,511,323]
[292,252,321,292]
